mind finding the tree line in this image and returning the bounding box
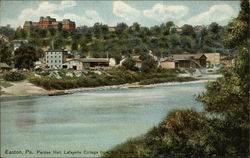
[1,21,231,65]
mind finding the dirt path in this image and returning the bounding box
[1,80,48,97]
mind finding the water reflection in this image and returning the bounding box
[15,100,37,132]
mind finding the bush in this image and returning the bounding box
[139,77,196,85]
[3,72,26,81]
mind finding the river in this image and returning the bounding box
[1,82,206,157]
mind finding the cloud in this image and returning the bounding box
[64,10,104,26]
[184,4,235,25]
[143,3,188,22]
[113,1,141,23]
[60,0,76,9]
[1,0,103,28]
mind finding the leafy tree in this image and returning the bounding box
[102,1,249,158]
[0,41,12,65]
[122,57,136,71]
[14,45,37,69]
[0,25,15,40]
[141,55,157,73]
[198,0,249,156]
[181,24,195,37]
[208,22,221,34]
[116,23,128,35]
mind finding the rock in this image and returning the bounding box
[74,71,82,77]
[49,71,62,79]
[94,70,102,75]
[66,72,74,77]
[34,73,41,78]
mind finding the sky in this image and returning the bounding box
[0,0,241,28]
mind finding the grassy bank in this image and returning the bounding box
[139,77,196,85]
[102,109,207,158]
[28,68,196,90]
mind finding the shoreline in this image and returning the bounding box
[0,74,222,99]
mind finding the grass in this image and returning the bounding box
[28,68,198,90]
[0,80,13,88]
[139,77,197,85]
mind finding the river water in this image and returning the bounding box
[1,82,206,157]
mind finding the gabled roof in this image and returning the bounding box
[79,58,109,63]
[170,53,206,60]
[0,62,11,69]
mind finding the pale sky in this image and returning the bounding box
[0,0,241,28]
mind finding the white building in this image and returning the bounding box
[62,59,83,70]
[45,49,68,69]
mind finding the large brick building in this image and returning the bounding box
[23,16,75,30]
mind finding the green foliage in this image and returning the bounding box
[0,81,13,88]
[122,57,137,71]
[139,77,196,85]
[102,1,249,158]
[3,71,26,81]
[14,45,37,69]
[102,109,207,158]
[0,41,13,65]
[0,25,15,40]
[28,68,191,90]
[2,18,230,64]
[140,55,157,73]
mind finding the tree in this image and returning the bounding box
[198,0,249,156]
[208,22,221,34]
[14,45,37,69]
[181,24,195,37]
[0,41,12,65]
[0,25,15,40]
[116,23,128,35]
[122,57,136,71]
[102,1,249,158]
[141,55,157,73]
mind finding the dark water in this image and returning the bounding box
[1,82,206,157]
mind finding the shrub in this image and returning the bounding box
[3,72,26,81]
[139,77,196,85]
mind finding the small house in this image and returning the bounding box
[159,59,176,69]
[169,54,207,68]
[0,62,12,72]
[204,53,220,67]
[62,59,83,70]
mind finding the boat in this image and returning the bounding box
[48,90,73,96]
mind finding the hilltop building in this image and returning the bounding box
[23,16,75,30]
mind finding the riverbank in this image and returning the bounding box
[0,74,222,98]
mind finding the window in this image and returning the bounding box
[59,60,61,63]
[55,60,57,63]
[51,60,53,63]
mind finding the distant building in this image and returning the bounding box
[169,54,207,68]
[169,25,182,33]
[12,40,28,52]
[23,16,75,30]
[220,55,235,67]
[0,62,12,72]
[119,55,143,69]
[194,25,203,32]
[62,59,83,70]
[62,58,116,70]
[159,59,176,69]
[0,34,9,43]
[204,53,220,67]
[45,49,68,69]
[79,58,115,69]
[108,27,116,32]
